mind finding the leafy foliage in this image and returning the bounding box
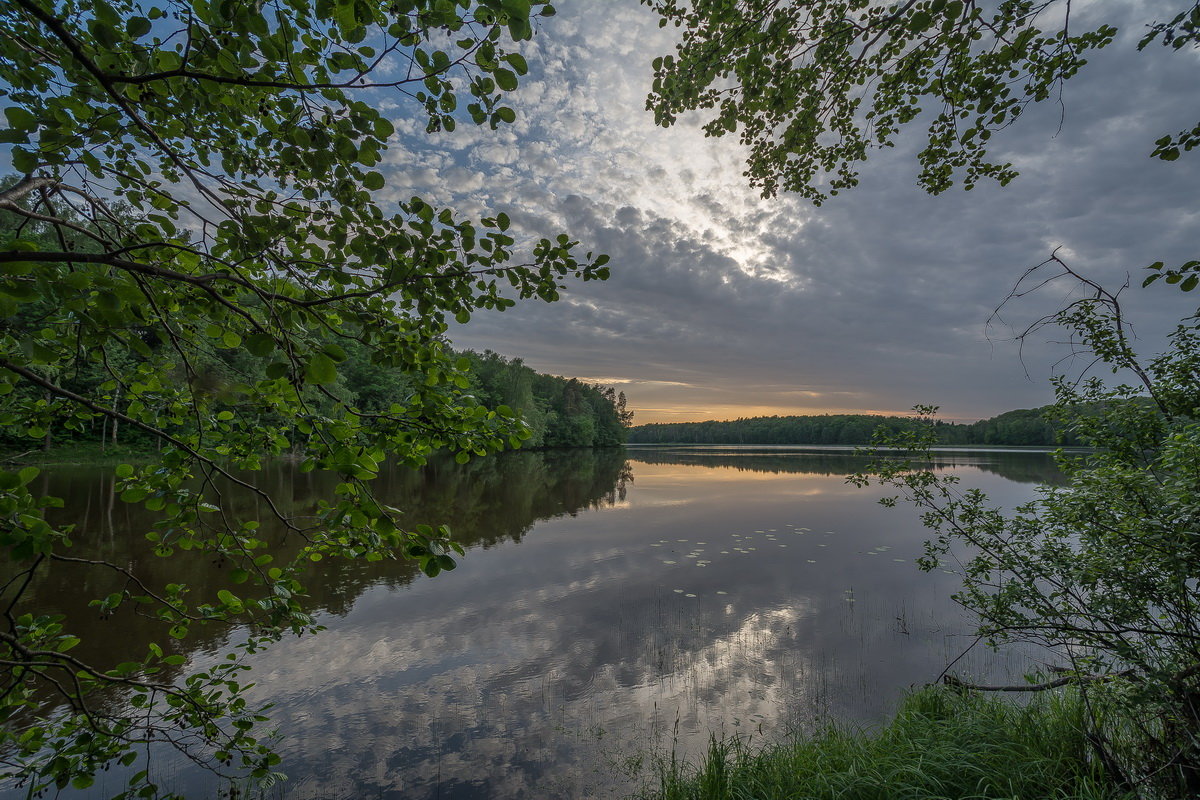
[642,0,1200,202]
[0,0,612,795]
[854,270,1200,794]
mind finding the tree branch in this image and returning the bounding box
[941,668,1137,693]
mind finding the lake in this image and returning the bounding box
[5,446,1064,799]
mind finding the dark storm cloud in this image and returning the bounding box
[382,1,1199,422]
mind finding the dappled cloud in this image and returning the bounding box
[370,1,1199,422]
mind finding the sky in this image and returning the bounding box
[8,1,1195,425]
[372,0,1198,424]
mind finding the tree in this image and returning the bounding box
[644,0,1197,203]
[0,0,610,795]
[855,263,1200,794]
[645,0,1200,794]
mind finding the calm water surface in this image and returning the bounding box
[8,447,1063,799]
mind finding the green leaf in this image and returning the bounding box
[494,68,518,92]
[89,19,119,48]
[24,339,57,364]
[10,148,37,174]
[126,16,152,37]
[363,171,384,190]
[321,342,348,362]
[3,107,37,132]
[507,16,532,40]
[246,333,275,357]
[305,353,338,385]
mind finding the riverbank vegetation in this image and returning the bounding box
[461,350,632,448]
[639,687,1125,800]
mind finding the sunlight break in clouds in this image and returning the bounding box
[374,0,1200,423]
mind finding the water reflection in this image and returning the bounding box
[626,444,1071,484]
[5,447,1059,799]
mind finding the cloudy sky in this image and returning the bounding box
[375,0,1195,424]
[20,1,1185,426]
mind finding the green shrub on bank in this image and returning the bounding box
[640,687,1126,800]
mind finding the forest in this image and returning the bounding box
[627,407,1097,447]
[0,328,632,455]
[459,350,633,448]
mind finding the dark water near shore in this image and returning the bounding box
[5,446,1062,799]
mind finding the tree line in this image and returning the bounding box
[626,406,1123,447]
[0,315,632,457]
[461,350,633,448]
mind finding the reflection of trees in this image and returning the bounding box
[4,449,632,713]
[962,453,1070,485]
[625,446,1067,485]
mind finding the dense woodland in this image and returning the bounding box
[0,335,632,455]
[460,351,633,448]
[628,407,1094,447]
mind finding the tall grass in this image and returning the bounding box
[639,687,1128,800]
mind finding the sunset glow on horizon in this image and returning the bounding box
[627,404,950,426]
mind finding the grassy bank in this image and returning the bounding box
[638,687,1127,800]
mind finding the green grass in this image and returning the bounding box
[639,687,1128,800]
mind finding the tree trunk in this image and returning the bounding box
[110,389,121,448]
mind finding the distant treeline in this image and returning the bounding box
[628,407,1096,447]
